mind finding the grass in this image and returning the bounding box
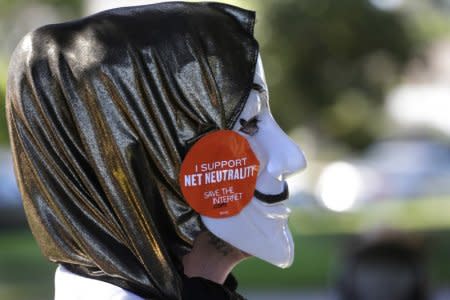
[235,197,450,289]
[1,198,450,299]
[234,234,343,289]
[289,197,450,235]
[0,231,55,300]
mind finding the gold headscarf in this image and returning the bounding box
[6,2,258,298]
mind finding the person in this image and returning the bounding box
[337,230,428,300]
[6,2,306,299]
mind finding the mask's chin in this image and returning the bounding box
[201,198,295,268]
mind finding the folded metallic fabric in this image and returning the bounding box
[6,2,258,299]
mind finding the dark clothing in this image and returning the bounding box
[7,2,258,299]
[182,274,247,300]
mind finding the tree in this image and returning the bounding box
[0,0,82,145]
[260,0,418,150]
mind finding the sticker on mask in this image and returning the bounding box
[179,130,260,218]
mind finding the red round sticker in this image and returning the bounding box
[179,130,260,218]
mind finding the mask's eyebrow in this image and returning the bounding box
[251,83,268,108]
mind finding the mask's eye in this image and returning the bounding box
[252,83,264,93]
[239,116,260,136]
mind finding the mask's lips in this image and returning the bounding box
[254,181,289,204]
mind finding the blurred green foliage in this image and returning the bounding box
[0,0,81,15]
[0,0,82,145]
[1,0,450,148]
[261,0,418,150]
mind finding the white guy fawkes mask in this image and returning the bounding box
[202,55,307,268]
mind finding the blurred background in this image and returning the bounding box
[1,0,450,299]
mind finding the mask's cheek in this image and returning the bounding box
[252,199,292,219]
[244,200,295,267]
[245,138,265,176]
[202,198,295,268]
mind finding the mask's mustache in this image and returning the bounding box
[254,181,289,204]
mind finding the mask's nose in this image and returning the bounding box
[263,115,307,179]
[266,137,306,179]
